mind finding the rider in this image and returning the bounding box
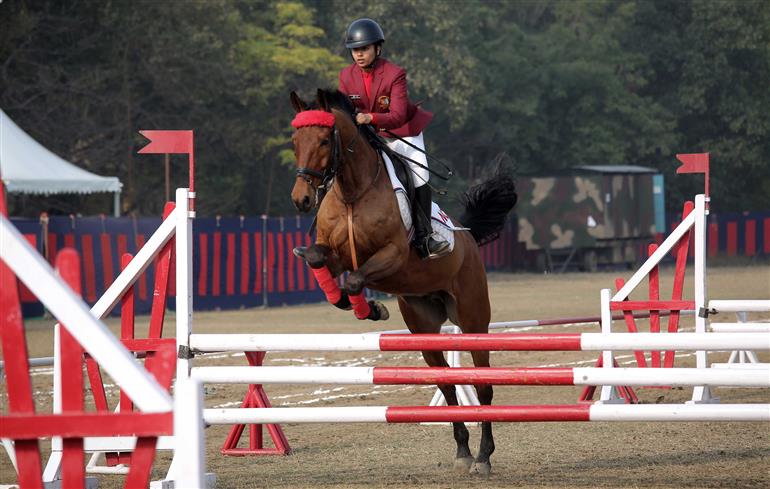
[338,18,450,259]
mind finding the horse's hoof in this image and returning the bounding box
[292,246,307,259]
[469,461,492,478]
[453,456,474,473]
[367,301,389,321]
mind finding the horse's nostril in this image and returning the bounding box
[302,196,310,210]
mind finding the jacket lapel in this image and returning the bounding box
[349,66,369,112]
[369,59,386,113]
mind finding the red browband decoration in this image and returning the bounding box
[291,110,336,129]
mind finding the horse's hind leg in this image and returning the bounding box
[398,296,473,473]
[448,281,495,477]
[469,350,495,478]
[421,350,474,473]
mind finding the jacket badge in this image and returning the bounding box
[349,94,361,100]
[377,95,390,110]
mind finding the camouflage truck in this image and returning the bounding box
[516,166,665,272]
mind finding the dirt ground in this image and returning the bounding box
[2,263,769,488]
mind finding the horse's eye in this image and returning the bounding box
[320,139,330,146]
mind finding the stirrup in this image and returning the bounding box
[421,236,450,260]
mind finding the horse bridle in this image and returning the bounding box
[295,123,360,206]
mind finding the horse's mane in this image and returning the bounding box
[313,89,356,122]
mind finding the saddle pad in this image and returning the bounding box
[382,153,466,250]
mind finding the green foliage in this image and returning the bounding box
[1,0,767,216]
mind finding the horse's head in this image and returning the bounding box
[289,89,356,213]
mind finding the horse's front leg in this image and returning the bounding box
[344,242,406,321]
[293,244,351,311]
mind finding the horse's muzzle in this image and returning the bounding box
[293,194,313,213]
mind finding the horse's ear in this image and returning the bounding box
[316,89,330,112]
[290,91,308,113]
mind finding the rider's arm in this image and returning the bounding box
[370,68,408,130]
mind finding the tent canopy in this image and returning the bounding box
[0,108,122,196]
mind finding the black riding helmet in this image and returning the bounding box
[345,18,385,49]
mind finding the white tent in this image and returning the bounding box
[0,108,122,216]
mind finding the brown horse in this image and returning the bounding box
[289,89,517,476]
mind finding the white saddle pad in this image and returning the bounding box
[382,153,466,251]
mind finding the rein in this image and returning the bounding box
[382,129,453,181]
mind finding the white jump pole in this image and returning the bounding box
[202,404,770,425]
[190,366,770,388]
[710,323,770,333]
[188,332,770,353]
[709,300,770,313]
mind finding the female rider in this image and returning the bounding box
[338,18,449,259]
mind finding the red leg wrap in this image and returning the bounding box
[349,292,371,320]
[311,266,342,304]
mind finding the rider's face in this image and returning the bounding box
[351,44,377,69]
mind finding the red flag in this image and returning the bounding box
[675,153,709,174]
[138,130,193,154]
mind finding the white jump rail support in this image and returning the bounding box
[603,194,716,403]
[152,188,215,489]
[707,300,770,371]
[40,194,181,483]
[0,213,189,487]
[19,187,209,488]
[426,325,480,410]
[0,216,173,412]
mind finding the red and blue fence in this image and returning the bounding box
[10,211,769,316]
[660,211,770,260]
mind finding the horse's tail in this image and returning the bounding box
[458,168,517,246]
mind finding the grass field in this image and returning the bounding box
[2,263,769,488]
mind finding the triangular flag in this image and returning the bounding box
[675,153,709,174]
[138,130,193,154]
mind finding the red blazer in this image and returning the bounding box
[338,58,432,138]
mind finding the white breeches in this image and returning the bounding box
[385,132,429,187]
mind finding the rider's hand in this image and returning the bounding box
[355,113,373,125]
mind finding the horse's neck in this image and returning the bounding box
[335,124,381,203]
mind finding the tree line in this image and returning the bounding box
[2,0,768,217]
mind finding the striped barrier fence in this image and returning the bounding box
[187,332,769,353]
[202,404,770,425]
[191,366,770,387]
[9,210,767,317]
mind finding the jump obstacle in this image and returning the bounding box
[2,145,769,489]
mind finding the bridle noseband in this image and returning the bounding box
[295,121,360,206]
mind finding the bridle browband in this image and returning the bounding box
[292,110,371,206]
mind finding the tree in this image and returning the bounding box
[0,0,344,216]
[626,0,770,211]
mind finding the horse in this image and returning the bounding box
[288,88,517,476]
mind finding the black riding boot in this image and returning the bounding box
[413,185,450,259]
